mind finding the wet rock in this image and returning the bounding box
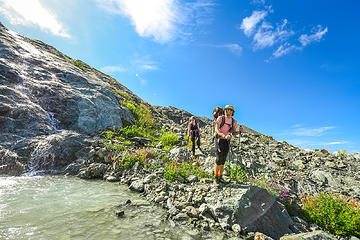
[129,180,144,192]
[106,176,118,182]
[78,163,108,179]
[115,210,125,218]
[173,212,188,222]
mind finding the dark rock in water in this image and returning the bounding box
[0,23,136,175]
[115,210,125,218]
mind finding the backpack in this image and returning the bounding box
[212,107,234,134]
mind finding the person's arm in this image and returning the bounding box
[232,121,243,135]
[215,119,226,139]
[187,122,191,136]
[197,122,201,136]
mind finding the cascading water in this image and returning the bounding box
[44,110,62,133]
[23,133,66,176]
[9,32,66,175]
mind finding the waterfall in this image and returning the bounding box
[45,110,62,133]
[23,134,63,176]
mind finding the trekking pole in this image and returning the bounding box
[238,125,242,151]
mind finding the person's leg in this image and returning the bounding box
[215,139,227,184]
[191,134,196,156]
[219,140,229,182]
[196,132,202,152]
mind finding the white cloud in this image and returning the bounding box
[202,43,242,55]
[133,56,160,72]
[96,0,214,43]
[140,64,159,71]
[253,19,294,50]
[291,126,335,137]
[299,25,328,46]
[223,44,242,55]
[325,141,349,145]
[240,10,267,37]
[251,0,265,5]
[272,42,298,58]
[239,6,328,60]
[101,65,127,73]
[0,0,70,38]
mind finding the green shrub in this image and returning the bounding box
[102,130,114,140]
[66,58,88,72]
[163,161,212,182]
[301,193,360,236]
[160,132,179,146]
[105,144,124,151]
[113,89,131,101]
[259,135,267,142]
[119,125,155,139]
[227,164,248,182]
[117,148,154,168]
[337,150,348,159]
[120,99,156,128]
[124,140,132,146]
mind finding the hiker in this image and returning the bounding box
[187,116,202,156]
[214,105,243,184]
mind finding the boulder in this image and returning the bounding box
[214,185,293,240]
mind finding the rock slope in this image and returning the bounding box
[0,22,136,175]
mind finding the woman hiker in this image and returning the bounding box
[214,105,243,184]
[187,116,203,157]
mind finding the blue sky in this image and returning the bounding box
[0,0,359,153]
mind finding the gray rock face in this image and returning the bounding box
[0,23,135,175]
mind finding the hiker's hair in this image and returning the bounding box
[190,116,196,120]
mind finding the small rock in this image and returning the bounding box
[115,210,125,218]
[232,224,241,233]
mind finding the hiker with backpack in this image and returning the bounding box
[213,105,243,184]
[187,116,203,157]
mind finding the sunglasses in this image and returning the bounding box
[224,109,232,111]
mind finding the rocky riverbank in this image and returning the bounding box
[70,109,360,239]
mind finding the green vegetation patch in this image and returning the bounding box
[114,148,158,169]
[163,161,212,182]
[64,56,89,72]
[301,193,360,236]
[160,132,179,146]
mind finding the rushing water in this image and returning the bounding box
[0,176,231,240]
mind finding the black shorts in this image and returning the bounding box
[216,139,229,165]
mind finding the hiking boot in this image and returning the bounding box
[218,176,229,184]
